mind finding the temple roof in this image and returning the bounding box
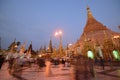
[83,6,108,34]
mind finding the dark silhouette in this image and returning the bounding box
[61,59,65,67]
[94,57,98,66]
[0,55,5,69]
[99,57,105,70]
[37,58,46,69]
[72,56,95,80]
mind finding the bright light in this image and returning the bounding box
[87,50,94,59]
[68,43,72,48]
[54,30,63,37]
[59,30,62,35]
[15,45,18,48]
[113,35,120,39]
[47,47,49,50]
[68,43,72,46]
[55,32,58,36]
[38,54,42,57]
[112,50,119,59]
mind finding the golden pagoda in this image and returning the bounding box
[75,6,120,60]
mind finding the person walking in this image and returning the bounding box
[99,57,105,70]
[8,57,15,74]
[0,55,5,70]
[61,59,65,67]
[37,58,46,71]
[12,57,23,79]
[45,59,52,77]
[88,58,95,77]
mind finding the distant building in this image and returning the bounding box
[75,6,120,60]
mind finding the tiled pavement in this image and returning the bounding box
[0,63,120,80]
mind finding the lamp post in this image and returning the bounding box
[54,30,63,56]
[0,37,1,50]
[68,43,73,58]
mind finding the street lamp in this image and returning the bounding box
[55,30,62,37]
[54,30,63,55]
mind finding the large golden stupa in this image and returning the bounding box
[75,7,120,60]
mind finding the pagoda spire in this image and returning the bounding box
[20,42,26,53]
[48,38,53,53]
[86,6,97,24]
[83,6,107,34]
[87,6,94,19]
[27,42,32,54]
[8,38,16,52]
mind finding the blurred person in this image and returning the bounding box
[45,59,52,77]
[99,57,105,70]
[0,55,5,70]
[8,57,15,74]
[37,58,46,71]
[12,56,23,79]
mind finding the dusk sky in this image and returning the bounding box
[0,0,120,50]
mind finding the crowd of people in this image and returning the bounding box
[0,51,117,80]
